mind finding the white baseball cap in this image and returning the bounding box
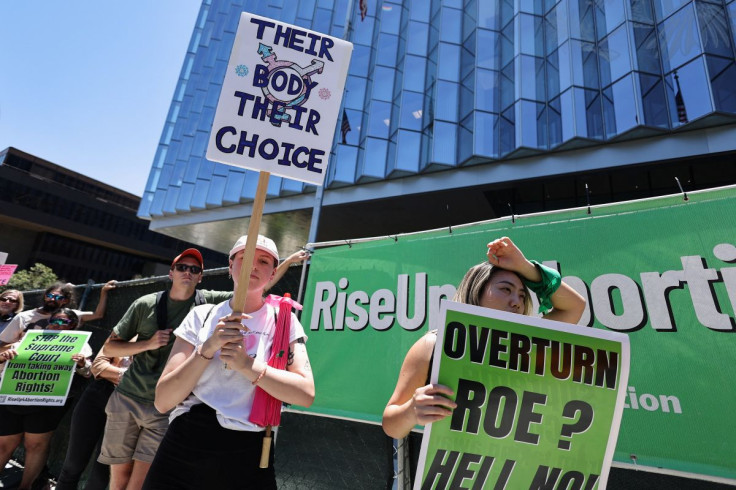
[229,235,279,264]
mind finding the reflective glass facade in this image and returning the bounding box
[139,0,736,239]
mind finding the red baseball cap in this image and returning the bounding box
[171,248,204,269]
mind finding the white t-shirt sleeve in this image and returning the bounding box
[73,309,92,320]
[174,304,213,347]
[81,343,94,358]
[0,316,24,344]
[288,312,307,343]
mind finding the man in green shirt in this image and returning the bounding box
[97,248,231,490]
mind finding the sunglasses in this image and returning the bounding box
[0,297,18,303]
[173,263,203,274]
[45,293,67,301]
[49,318,73,326]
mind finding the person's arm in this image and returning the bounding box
[91,344,127,385]
[72,353,92,378]
[103,329,172,358]
[155,312,315,413]
[487,237,585,324]
[79,280,117,324]
[382,333,457,439]
[154,311,248,413]
[225,336,315,408]
[0,346,18,363]
[153,337,199,413]
[542,282,586,324]
[102,298,172,357]
[265,250,309,292]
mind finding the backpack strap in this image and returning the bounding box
[156,289,206,330]
[155,291,167,330]
[194,289,205,307]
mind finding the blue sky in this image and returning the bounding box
[0,1,202,196]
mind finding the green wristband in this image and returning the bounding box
[521,260,561,314]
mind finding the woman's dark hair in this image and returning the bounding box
[50,308,79,329]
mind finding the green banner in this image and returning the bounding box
[0,330,91,406]
[300,186,736,482]
[416,301,629,490]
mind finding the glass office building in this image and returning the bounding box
[139,0,736,253]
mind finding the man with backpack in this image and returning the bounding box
[97,248,232,490]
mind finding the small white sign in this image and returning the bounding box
[207,12,353,186]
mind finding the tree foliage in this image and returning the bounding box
[0,263,58,293]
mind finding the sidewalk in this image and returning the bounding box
[0,461,56,490]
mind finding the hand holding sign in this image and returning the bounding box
[0,348,18,363]
[71,353,87,368]
[412,383,456,426]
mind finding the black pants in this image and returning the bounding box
[143,403,276,490]
[55,379,115,490]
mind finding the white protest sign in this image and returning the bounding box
[207,12,353,186]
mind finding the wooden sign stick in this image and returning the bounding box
[231,171,270,315]
[228,171,277,467]
[225,171,270,371]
